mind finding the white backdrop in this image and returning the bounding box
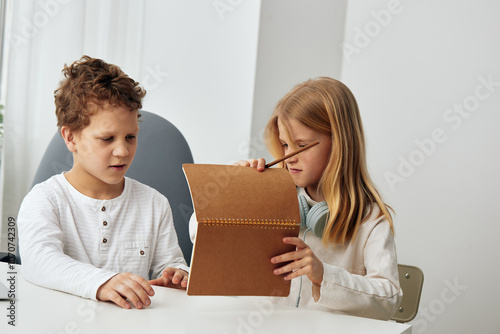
[340,0,500,333]
[0,0,498,333]
[0,0,262,244]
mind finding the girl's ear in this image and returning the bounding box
[60,126,78,153]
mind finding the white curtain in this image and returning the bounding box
[0,0,145,254]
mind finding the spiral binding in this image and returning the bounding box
[201,218,299,229]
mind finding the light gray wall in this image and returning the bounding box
[250,0,348,161]
[341,0,500,332]
[139,1,261,165]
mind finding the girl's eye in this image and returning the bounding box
[126,135,136,140]
[281,143,288,148]
[101,137,113,142]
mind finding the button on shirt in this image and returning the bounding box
[18,173,189,300]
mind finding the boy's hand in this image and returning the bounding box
[149,267,188,290]
[233,158,266,172]
[96,273,155,309]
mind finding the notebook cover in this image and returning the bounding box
[183,163,300,296]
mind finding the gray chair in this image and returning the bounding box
[26,111,194,265]
[391,264,424,323]
[0,253,15,263]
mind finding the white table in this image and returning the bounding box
[0,263,411,333]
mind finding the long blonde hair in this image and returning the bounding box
[265,77,394,246]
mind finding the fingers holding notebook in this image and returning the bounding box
[271,237,324,286]
[233,158,266,171]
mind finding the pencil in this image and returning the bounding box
[265,140,320,168]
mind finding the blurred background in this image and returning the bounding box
[0,0,498,332]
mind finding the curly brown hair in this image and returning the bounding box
[54,55,146,132]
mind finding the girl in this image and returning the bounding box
[235,77,402,320]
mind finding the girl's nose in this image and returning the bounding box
[285,154,298,164]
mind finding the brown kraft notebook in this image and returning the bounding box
[183,163,301,296]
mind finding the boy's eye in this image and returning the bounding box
[126,135,136,140]
[101,137,113,141]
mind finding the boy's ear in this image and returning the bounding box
[60,126,78,153]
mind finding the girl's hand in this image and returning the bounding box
[233,158,267,172]
[271,237,324,286]
[148,267,189,290]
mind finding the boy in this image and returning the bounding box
[17,56,189,309]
